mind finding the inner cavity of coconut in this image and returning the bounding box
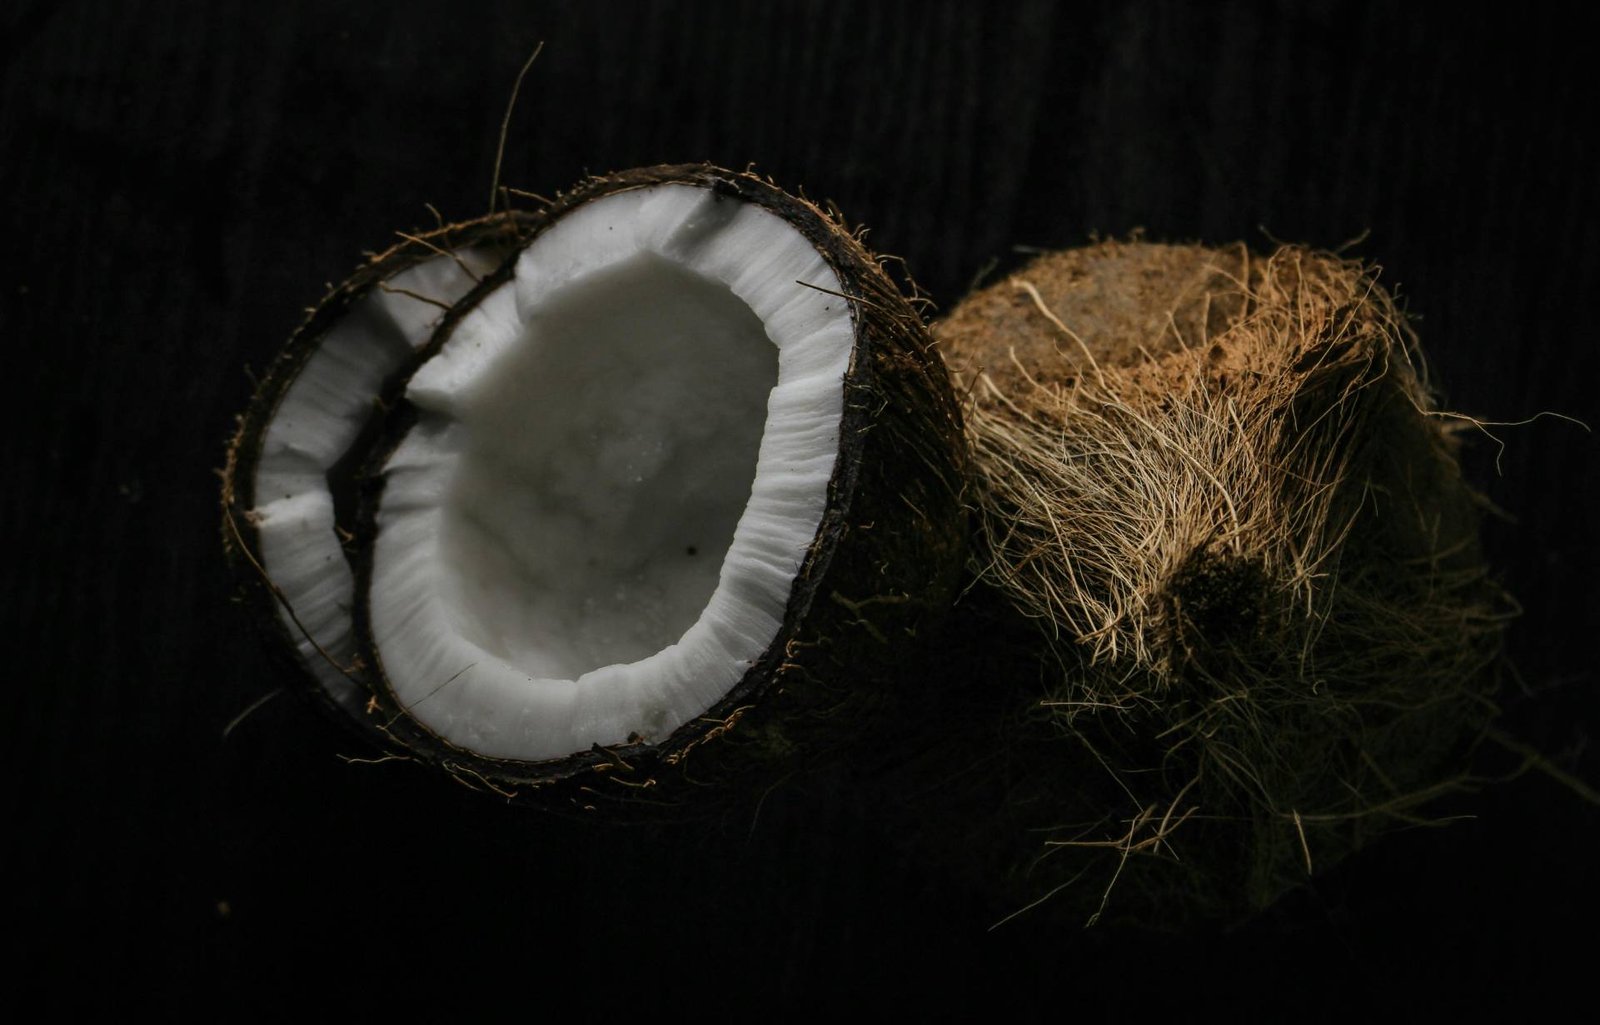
[371,185,852,761]
[437,254,775,677]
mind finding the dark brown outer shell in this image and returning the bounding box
[224,165,968,800]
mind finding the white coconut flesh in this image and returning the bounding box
[371,184,852,762]
[251,248,501,712]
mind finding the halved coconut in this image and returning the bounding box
[223,166,966,795]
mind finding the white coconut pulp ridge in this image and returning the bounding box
[249,183,858,764]
[250,239,507,715]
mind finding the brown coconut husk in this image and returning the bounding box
[927,239,1510,922]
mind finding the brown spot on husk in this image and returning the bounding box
[939,238,1252,396]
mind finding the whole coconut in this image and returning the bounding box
[908,239,1508,924]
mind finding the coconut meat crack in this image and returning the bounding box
[371,185,852,761]
[250,248,500,713]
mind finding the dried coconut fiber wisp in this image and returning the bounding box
[934,240,1507,920]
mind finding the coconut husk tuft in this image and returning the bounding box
[932,239,1510,920]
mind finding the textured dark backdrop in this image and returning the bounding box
[4,0,1595,1014]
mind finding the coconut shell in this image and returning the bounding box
[223,165,968,803]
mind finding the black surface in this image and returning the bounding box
[4,0,1595,1014]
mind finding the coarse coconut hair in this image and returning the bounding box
[930,239,1509,921]
[221,165,967,801]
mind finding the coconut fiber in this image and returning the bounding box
[918,239,1509,923]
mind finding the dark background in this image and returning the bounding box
[4,0,1595,1014]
